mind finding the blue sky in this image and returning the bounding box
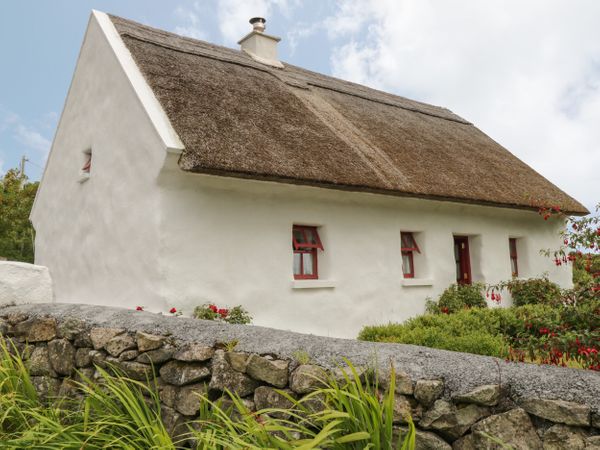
[1,1,599,211]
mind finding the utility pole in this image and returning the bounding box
[19,155,28,178]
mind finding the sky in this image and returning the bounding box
[1,0,599,212]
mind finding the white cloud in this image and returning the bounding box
[173,2,209,40]
[326,0,600,211]
[14,124,51,155]
[286,20,322,55]
[0,106,52,157]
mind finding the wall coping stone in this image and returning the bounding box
[1,303,598,413]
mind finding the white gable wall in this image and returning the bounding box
[30,13,168,310]
[158,155,571,338]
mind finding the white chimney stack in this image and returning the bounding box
[238,17,283,68]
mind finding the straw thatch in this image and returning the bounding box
[110,15,587,214]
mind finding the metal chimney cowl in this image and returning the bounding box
[238,17,283,68]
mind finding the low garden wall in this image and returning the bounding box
[1,303,599,449]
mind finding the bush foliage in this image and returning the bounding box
[359,308,508,357]
[425,282,487,314]
[490,276,561,307]
[360,293,599,370]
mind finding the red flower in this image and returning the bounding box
[441,307,449,314]
[135,306,144,311]
[563,239,569,245]
[208,304,218,313]
[218,308,229,317]
[169,307,177,314]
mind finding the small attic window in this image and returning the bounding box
[79,149,92,183]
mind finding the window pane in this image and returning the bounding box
[402,252,413,276]
[302,252,314,275]
[293,228,305,244]
[293,252,301,275]
[305,228,317,245]
[509,238,517,256]
[401,233,412,249]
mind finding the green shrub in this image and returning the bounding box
[425,283,487,314]
[359,300,599,370]
[358,308,509,357]
[493,276,561,306]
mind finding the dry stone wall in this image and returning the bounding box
[1,303,599,449]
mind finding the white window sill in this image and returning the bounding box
[78,173,90,183]
[401,278,433,287]
[291,279,336,289]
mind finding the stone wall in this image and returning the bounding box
[1,303,599,449]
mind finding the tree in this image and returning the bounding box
[0,169,38,263]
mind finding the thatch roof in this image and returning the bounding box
[110,15,588,214]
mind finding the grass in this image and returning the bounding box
[0,338,416,449]
[191,361,415,449]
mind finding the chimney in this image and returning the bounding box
[238,17,283,68]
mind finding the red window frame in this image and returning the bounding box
[509,238,519,277]
[401,232,420,279]
[292,225,323,280]
[82,153,92,173]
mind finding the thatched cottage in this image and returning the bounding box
[31,11,587,337]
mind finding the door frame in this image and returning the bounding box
[454,236,472,285]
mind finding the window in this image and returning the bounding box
[401,232,420,278]
[454,236,472,285]
[509,238,518,277]
[292,225,323,280]
[82,151,92,174]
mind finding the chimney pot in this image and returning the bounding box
[249,17,266,32]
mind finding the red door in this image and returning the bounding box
[454,236,472,285]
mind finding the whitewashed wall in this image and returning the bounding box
[158,156,571,338]
[30,13,168,312]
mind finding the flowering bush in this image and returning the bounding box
[193,304,252,325]
[499,302,599,370]
[425,282,487,314]
[539,202,600,297]
[499,201,600,369]
[488,276,561,307]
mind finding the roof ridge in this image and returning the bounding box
[116,28,470,125]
